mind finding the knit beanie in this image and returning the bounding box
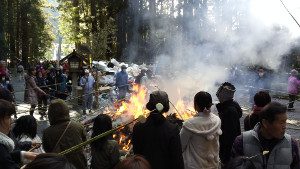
[216,82,236,103]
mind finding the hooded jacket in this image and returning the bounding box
[216,99,242,165]
[180,112,222,169]
[42,103,87,169]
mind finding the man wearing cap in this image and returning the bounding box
[80,69,95,114]
[115,65,129,99]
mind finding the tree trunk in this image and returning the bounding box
[21,1,29,68]
[0,0,6,60]
[90,0,97,33]
[15,0,20,61]
[7,0,16,63]
[73,0,81,49]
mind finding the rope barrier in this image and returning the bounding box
[59,114,145,155]
[12,82,71,94]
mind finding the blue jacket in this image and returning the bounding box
[80,75,95,94]
[115,71,128,88]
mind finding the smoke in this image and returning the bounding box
[129,0,300,104]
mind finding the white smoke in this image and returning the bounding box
[128,0,300,104]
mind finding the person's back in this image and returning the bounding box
[216,82,242,167]
[91,114,120,169]
[91,140,119,169]
[42,99,87,169]
[115,66,129,99]
[133,115,182,169]
[244,91,271,131]
[132,91,184,169]
[116,71,128,87]
[180,91,222,169]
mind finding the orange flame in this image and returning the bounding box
[173,99,195,120]
[116,84,148,119]
[122,139,132,151]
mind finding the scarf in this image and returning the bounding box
[0,131,15,152]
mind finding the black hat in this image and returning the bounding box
[146,91,170,113]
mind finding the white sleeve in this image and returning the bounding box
[180,127,191,152]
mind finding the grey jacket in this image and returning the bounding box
[243,124,292,169]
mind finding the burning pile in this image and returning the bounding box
[115,84,149,119]
[92,84,197,154]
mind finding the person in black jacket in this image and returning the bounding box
[0,99,37,169]
[132,90,184,169]
[244,91,271,131]
[36,71,48,119]
[216,82,242,168]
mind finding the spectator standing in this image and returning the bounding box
[56,69,68,100]
[287,69,300,111]
[244,91,271,131]
[135,69,148,86]
[24,67,46,116]
[232,102,300,169]
[132,91,184,169]
[180,91,222,169]
[12,115,43,153]
[216,82,242,168]
[249,68,270,106]
[36,71,48,119]
[80,69,95,114]
[91,114,120,169]
[0,99,37,169]
[0,60,9,78]
[115,65,129,100]
[17,64,24,81]
[42,99,87,169]
[46,68,57,100]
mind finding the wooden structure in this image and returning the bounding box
[60,49,88,72]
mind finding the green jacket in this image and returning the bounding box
[42,111,87,169]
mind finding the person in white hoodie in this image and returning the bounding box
[180,91,222,169]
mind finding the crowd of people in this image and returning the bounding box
[0,59,300,169]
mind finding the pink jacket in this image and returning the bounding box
[287,76,300,95]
